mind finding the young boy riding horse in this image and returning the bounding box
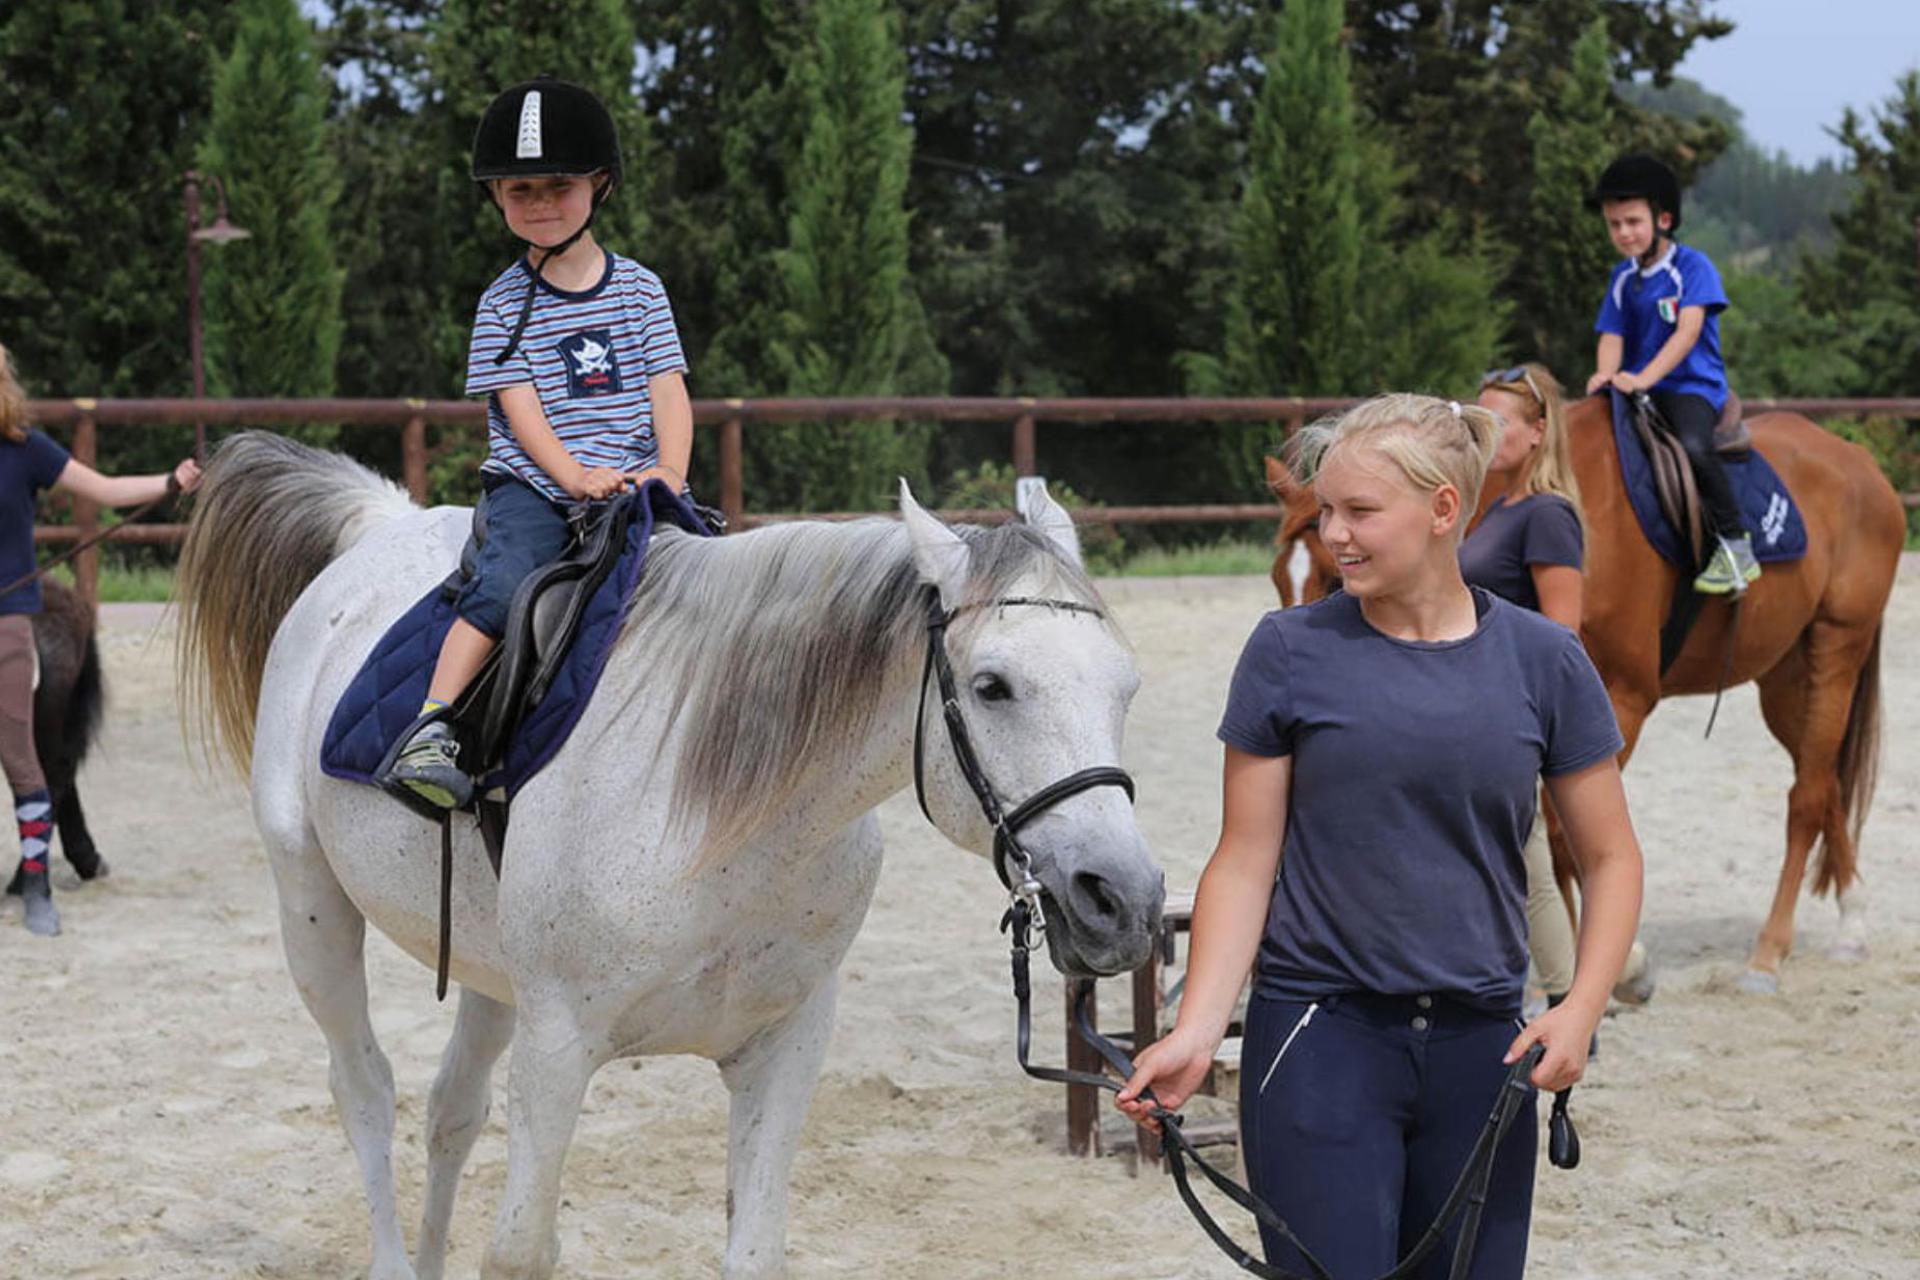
[1584,154,1758,596]
[381,76,693,809]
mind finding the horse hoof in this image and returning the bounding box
[71,854,109,882]
[1611,941,1655,1005]
[1735,969,1780,996]
[1828,938,1869,964]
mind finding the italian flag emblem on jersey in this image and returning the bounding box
[1658,297,1678,325]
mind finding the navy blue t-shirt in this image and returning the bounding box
[1217,589,1623,1013]
[1458,494,1583,613]
[1,430,72,615]
[1595,241,1731,409]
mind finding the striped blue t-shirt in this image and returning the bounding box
[465,249,689,501]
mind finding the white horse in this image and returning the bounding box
[174,433,1163,1279]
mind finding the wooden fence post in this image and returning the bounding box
[72,412,99,610]
[1013,404,1038,478]
[1066,979,1102,1156]
[402,410,428,505]
[720,411,744,532]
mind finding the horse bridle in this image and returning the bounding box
[912,586,1579,1279]
[911,588,1136,930]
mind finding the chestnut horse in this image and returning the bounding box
[1265,395,1905,992]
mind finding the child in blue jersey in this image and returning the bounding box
[382,77,693,810]
[1583,154,1756,595]
[1118,395,1645,1279]
[1,341,201,935]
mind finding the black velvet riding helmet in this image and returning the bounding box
[472,75,622,364]
[1592,154,1682,232]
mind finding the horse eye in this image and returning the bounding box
[972,673,1013,704]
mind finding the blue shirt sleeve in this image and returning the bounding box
[1521,497,1584,571]
[1217,614,1294,757]
[24,430,71,490]
[465,280,536,396]
[1678,246,1729,315]
[1594,265,1627,336]
[1541,632,1624,776]
[630,268,690,379]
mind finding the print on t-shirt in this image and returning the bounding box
[558,329,624,398]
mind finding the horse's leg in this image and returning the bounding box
[1746,627,1868,990]
[718,975,841,1280]
[45,755,104,882]
[416,987,515,1280]
[269,846,417,1280]
[481,1004,597,1280]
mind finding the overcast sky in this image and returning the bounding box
[1679,0,1920,164]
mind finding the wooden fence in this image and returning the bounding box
[26,395,1920,606]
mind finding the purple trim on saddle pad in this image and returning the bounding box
[319,481,713,801]
[1608,393,1806,567]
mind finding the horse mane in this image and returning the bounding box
[616,516,1107,864]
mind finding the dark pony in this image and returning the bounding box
[4,577,106,892]
[1266,396,1905,991]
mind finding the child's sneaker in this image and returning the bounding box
[383,720,472,810]
[1693,534,1761,595]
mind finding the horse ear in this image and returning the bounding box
[1264,454,1301,500]
[1016,480,1082,567]
[899,479,970,611]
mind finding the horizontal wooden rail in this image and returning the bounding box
[24,397,1920,588]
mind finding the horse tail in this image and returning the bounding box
[175,431,414,778]
[63,626,103,767]
[1815,622,1882,896]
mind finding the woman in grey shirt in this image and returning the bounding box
[1119,394,1644,1278]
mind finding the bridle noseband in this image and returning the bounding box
[912,588,1136,933]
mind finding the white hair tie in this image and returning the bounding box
[1447,400,1462,417]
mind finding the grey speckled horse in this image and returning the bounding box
[174,433,1162,1279]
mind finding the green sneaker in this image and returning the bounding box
[385,719,472,810]
[1693,534,1762,595]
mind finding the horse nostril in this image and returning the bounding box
[1072,871,1122,925]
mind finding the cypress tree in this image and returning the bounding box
[1798,73,1920,396]
[199,0,345,404]
[1522,18,1620,383]
[761,0,938,510]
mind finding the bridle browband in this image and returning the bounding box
[909,584,1580,1279]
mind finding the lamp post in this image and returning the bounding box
[184,169,251,458]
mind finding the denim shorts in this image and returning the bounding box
[453,475,574,639]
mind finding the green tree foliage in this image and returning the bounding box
[758,0,942,510]
[199,0,345,405]
[1193,0,1509,493]
[1797,73,1920,397]
[320,0,445,401]
[0,2,234,418]
[1522,18,1619,381]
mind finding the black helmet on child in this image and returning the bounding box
[471,75,624,366]
[1592,154,1681,231]
[471,74,622,191]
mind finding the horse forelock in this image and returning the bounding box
[617,517,1106,864]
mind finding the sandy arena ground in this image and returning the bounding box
[2,558,1917,1278]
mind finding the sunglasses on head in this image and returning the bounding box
[1480,365,1543,405]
